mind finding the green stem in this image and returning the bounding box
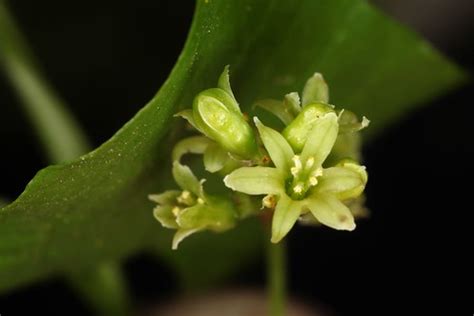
[68,262,131,316]
[0,2,131,314]
[0,0,89,163]
[267,238,287,316]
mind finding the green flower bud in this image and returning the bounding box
[282,102,335,152]
[193,88,258,159]
[302,72,329,106]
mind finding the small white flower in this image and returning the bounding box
[224,113,367,243]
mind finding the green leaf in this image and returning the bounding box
[1,2,131,311]
[0,197,9,208]
[0,0,464,292]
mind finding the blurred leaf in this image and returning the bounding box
[0,0,464,292]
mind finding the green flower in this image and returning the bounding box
[176,66,259,160]
[224,113,367,243]
[149,161,237,249]
[254,72,330,126]
[255,72,369,153]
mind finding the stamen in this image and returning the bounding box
[305,156,315,169]
[309,176,318,186]
[291,155,302,176]
[312,167,323,178]
[292,155,302,169]
[262,195,276,209]
[290,167,299,176]
[177,190,195,206]
[197,198,205,204]
[172,206,181,217]
[293,183,304,194]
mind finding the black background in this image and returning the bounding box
[0,0,472,315]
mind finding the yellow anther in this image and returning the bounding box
[293,183,304,194]
[309,176,318,186]
[290,167,299,177]
[197,198,205,204]
[292,155,302,169]
[291,155,302,176]
[262,195,276,209]
[172,206,181,217]
[177,190,195,206]
[305,156,315,169]
[312,167,323,177]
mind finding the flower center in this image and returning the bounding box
[286,155,323,200]
[171,190,204,219]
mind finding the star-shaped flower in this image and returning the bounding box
[149,161,237,249]
[224,112,367,243]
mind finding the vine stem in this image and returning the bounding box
[0,2,130,315]
[267,236,287,316]
[0,0,89,163]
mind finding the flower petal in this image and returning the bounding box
[224,166,283,195]
[298,212,321,226]
[254,117,294,171]
[172,136,213,162]
[301,112,339,166]
[325,132,362,165]
[271,195,301,243]
[175,109,202,132]
[172,161,203,197]
[203,142,229,173]
[153,205,178,229]
[317,162,367,200]
[254,99,294,125]
[284,92,302,116]
[177,201,236,233]
[345,195,369,219]
[148,190,180,205]
[302,72,329,105]
[338,109,370,134]
[306,194,356,231]
[217,65,238,106]
[172,228,204,250]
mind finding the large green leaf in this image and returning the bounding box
[0,0,464,292]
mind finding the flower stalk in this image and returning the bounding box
[267,237,286,316]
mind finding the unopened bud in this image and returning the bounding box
[282,102,334,152]
[193,88,258,159]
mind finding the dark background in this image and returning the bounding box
[0,0,472,315]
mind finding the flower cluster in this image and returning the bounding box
[150,67,369,248]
